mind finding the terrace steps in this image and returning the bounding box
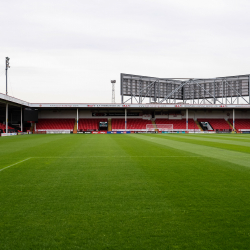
[151,120,158,132]
[195,120,203,131]
[73,120,77,134]
[30,123,35,133]
[227,120,237,132]
[108,119,112,131]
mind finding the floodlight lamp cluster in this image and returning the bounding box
[6,57,10,69]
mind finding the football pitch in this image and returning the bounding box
[0,134,250,249]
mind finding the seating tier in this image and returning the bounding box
[78,119,108,130]
[0,122,14,131]
[197,119,229,130]
[229,119,250,130]
[155,119,199,129]
[112,119,152,130]
[36,119,75,130]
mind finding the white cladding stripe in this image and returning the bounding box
[29,103,250,109]
[1,92,250,109]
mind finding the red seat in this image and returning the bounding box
[78,119,108,130]
[229,119,250,130]
[36,119,75,130]
[112,119,152,130]
[0,122,14,131]
[197,119,229,130]
[155,119,198,129]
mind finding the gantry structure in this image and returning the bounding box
[120,73,250,105]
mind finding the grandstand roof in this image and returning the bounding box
[1,92,250,109]
[0,92,30,107]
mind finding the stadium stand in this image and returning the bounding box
[155,118,199,130]
[197,118,230,131]
[36,119,75,131]
[112,118,152,130]
[0,122,14,132]
[78,118,108,131]
[229,119,250,131]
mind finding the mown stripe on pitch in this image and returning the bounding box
[130,134,250,169]
[163,134,250,147]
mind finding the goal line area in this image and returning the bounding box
[146,124,173,132]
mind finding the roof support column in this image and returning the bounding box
[77,108,78,131]
[21,106,23,132]
[125,108,127,131]
[186,109,188,130]
[249,75,250,104]
[6,103,8,133]
[194,110,196,133]
[233,109,235,131]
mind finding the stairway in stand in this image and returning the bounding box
[195,120,203,131]
[108,119,112,131]
[30,123,35,133]
[151,120,158,132]
[73,120,77,134]
[226,119,237,132]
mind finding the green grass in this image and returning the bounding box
[0,133,250,249]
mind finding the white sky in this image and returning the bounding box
[1,0,250,103]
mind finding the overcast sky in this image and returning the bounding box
[1,0,250,103]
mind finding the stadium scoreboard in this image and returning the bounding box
[24,108,38,122]
[99,121,108,128]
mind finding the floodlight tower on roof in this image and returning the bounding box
[111,80,116,103]
[5,57,10,95]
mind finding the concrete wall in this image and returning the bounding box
[186,110,250,120]
[79,110,92,118]
[38,109,143,119]
[38,109,250,120]
[38,109,77,119]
